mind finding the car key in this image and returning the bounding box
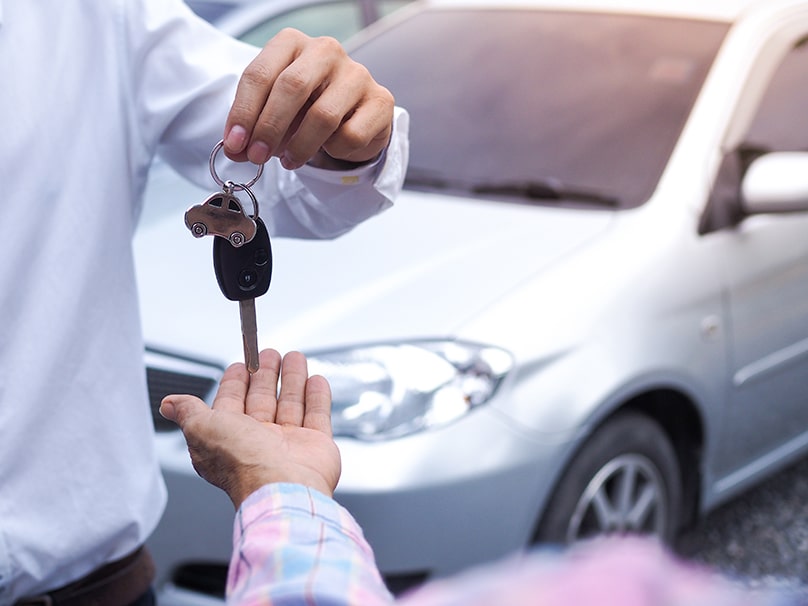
[213,215,272,373]
[185,140,270,374]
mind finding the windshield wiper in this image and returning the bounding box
[404,171,455,190]
[472,179,620,208]
[405,169,620,208]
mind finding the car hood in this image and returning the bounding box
[134,183,615,365]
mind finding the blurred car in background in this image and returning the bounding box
[186,0,413,42]
[141,0,808,604]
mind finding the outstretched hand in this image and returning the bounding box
[160,349,341,509]
[222,28,394,170]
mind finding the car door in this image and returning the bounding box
[710,27,808,490]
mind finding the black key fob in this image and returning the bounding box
[213,217,272,302]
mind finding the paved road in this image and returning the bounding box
[676,455,808,597]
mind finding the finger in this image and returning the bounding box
[278,70,363,169]
[225,30,332,164]
[250,36,344,164]
[275,351,308,426]
[245,348,282,422]
[303,375,333,436]
[212,361,250,414]
[223,38,289,161]
[320,91,394,163]
[160,394,211,429]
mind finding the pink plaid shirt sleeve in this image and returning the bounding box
[227,484,797,606]
[227,483,394,605]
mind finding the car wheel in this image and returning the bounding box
[191,222,207,238]
[534,412,682,546]
[229,232,246,247]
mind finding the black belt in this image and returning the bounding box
[16,546,155,606]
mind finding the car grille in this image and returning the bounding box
[144,348,224,432]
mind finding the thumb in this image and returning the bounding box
[160,394,208,428]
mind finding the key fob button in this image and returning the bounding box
[238,269,259,290]
[254,249,269,266]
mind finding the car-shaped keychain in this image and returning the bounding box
[184,140,263,247]
[184,189,257,247]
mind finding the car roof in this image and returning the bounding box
[420,0,807,23]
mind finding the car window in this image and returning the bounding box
[744,37,808,152]
[185,1,236,23]
[238,1,364,46]
[377,0,412,18]
[350,9,728,209]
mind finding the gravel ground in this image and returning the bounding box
[676,455,808,598]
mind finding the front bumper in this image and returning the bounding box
[334,405,575,579]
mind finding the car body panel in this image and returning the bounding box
[136,183,616,356]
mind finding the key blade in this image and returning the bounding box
[239,298,259,374]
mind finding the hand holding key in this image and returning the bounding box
[185,141,272,374]
[221,28,394,170]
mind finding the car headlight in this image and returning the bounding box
[307,341,512,440]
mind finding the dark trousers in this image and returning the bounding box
[16,548,155,606]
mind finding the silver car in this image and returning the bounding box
[138,0,808,602]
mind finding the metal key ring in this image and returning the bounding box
[223,180,260,219]
[209,139,264,190]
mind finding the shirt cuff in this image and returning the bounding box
[236,482,370,550]
[297,152,384,186]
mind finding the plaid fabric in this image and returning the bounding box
[227,484,798,606]
[229,484,392,605]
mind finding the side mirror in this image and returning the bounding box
[741,151,808,215]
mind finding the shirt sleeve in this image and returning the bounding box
[227,483,394,606]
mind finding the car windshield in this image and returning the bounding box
[349,9,728,209]
[185,1,235,23]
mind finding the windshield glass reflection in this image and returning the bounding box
[350,9,728,209]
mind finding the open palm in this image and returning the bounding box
[161,349,341,508]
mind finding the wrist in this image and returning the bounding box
[231,470,335,509]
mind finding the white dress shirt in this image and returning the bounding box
[0,0,408,601]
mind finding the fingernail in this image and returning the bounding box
[159,398,175,420]
[281,152,301,171]
[224,125,248,153]
[248,141,271,165]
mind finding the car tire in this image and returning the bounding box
[534,412,682,546]
[191,222,207,238]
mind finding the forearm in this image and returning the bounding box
[227,483,394,606]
